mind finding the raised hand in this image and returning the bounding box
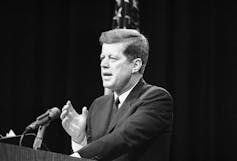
[60,100,88,143]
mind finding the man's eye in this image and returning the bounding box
[100,56,104,61]
[109,56,117,60]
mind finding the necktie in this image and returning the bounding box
[111,97,120,119]
[114,97,120,109]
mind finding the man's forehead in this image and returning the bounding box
[101,43,127,52]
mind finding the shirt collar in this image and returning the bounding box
[113,82,138,108]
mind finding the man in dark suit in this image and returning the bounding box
[60,29,173,161]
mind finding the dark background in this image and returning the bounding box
[1,0,237,161]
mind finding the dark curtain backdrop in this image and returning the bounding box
[1,1,236,161]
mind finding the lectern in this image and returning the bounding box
[0,143,94,161]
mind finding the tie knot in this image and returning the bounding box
[114,97,120,108]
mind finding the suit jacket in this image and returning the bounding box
[78,79,173,161]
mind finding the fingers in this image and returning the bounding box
[60,101,88,121]
[61,116,69,128]
[66,100,72,107]
[62,100,72,112]
[82,106,88,117]
[60,100,74,120]
[60,105,68,120]
[60,109,67,120]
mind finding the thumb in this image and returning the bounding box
[82,106,88,117]
[66,100,72,106]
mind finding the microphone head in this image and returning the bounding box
[25,107,61,131]
[48,107,61,120]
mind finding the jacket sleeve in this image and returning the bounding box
[78,87,173,161]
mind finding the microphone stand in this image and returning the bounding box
[33,123,49,150]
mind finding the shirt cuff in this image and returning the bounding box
[70,152,81,158]
[71,136,87,152]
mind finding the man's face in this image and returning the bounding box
[100,43,133,92]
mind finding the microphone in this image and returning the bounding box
[25,107,61,131]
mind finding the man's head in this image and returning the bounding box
[99,29,149,94]
[99,29,149,74]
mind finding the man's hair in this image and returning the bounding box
[99,29,149,74]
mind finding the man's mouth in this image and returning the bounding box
[103,73,112,76]
[102,73,113,79]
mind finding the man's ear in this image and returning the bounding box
[132,58,142,73]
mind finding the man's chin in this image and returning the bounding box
[103,85,112,90]
[103,83,114,90]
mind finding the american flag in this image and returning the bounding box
[112,0,140,31]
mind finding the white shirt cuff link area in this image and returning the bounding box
[71,136,87,152]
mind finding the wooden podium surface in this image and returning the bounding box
[0,143,94,161]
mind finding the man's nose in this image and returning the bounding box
[100,58,109,68]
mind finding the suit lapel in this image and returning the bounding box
[107,79,146,132]
[93,94,114,137]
